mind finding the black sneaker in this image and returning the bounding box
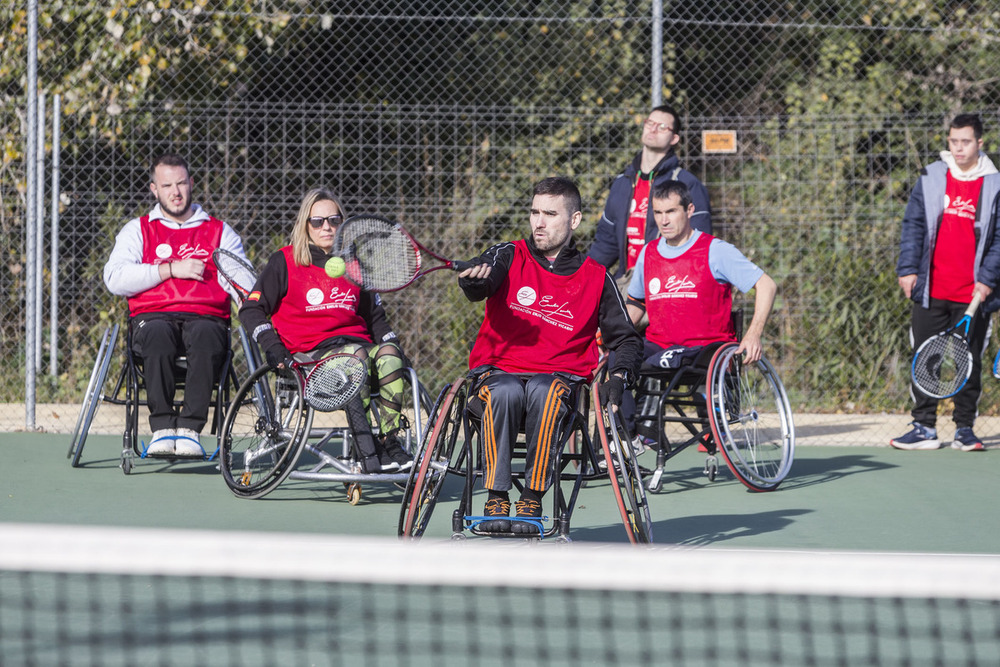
[361,455,385,474]
[480,497,511,533]
[511,498,543,535]
[381,434,413,471]
[952,427,985,452]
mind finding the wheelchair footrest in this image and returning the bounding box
[464,515,549,538]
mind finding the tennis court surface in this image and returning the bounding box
[2,432,1000,665]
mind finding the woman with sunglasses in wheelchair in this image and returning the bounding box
[239,188,412,474]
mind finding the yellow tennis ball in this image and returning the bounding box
[325,256,346,278]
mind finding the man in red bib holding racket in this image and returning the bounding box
[104,154,248,457]
[622,180,777,448]
[458,176,643,534]
[894,114,1000,452]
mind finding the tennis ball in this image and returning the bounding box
[325,256,346,278]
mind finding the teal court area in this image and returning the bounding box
[3,432,999,554]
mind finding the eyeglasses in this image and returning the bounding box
[644,119,675,133]
[307,215,343,229]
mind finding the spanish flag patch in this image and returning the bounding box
[248,291,261,301]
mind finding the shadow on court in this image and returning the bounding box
[657,508,813,546]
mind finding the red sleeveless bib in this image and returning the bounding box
[644,233,735,348]
[270,246,371,353]
[127,216,230,318]
[469,241,605,379]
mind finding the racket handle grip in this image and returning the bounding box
[967,291,983,316]
[452,260,477,272]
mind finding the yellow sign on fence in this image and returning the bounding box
[701,130,737,154]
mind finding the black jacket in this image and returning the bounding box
[588,150,711,279]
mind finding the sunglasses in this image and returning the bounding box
[307,215,344,229]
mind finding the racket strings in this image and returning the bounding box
[304,355,369,412]
[913,334,972,397]
[334,217,420,292]
[215,251,257,298]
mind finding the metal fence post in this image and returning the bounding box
[49,94,61,378]
[35,92,45,374]
[24,0,38,430]
[651,0,663,106]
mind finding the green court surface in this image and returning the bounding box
[3,432,999,554]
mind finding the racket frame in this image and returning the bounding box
[334,215,472,292]
[212,248,257,302]
[911,293,982,399]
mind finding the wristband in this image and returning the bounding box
[168,263,173,278]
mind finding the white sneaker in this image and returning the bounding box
[147,429,176,456]
[174,428,204,458]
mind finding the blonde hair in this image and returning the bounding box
[291,188,347,267]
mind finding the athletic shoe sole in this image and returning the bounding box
[951,441,986,452]
[889,439,941,451]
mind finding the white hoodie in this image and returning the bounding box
[939,150,999,181]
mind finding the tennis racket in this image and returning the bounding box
[332,215,474,292]
[911,293,982,399]
[993,347,1000,380]
[213,248,258,302]
[298,353,368,412]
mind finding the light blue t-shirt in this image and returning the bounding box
[627,231,764,300]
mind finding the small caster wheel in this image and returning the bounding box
[120,455,133,475]
[648,468,664,493]
[704,455,718,481]
[346,483,362,505]
[451,533,467,541]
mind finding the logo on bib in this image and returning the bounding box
[306,288,325,306]
[155,243,172,259]
[648,277,661,295]
[516,286,537,306]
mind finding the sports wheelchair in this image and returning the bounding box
[66,320,241,474]
[632,336,795,493]
[397,367,652,543]
[218,340,432,504]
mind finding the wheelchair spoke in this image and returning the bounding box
[221,365,310,499]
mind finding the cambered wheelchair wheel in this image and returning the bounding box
[398,378,467,539]
[220,364,312,499]
[67,324,120,468]
[594,383,653,544]
[707,343,795,492]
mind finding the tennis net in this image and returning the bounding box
[2,522,999,666]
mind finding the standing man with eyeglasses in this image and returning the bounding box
[104,153,249,457]
[588,103,712,280]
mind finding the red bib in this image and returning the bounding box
[270,246,371,354]
[643,233,735,348]
[626,177,652,271]
[127,216,230,318]
[930,172,981,303]
[469,241,605,379]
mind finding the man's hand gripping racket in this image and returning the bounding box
[332,215,475,292]
[911,292,982,399]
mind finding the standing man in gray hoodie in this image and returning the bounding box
[893,113,1000,452]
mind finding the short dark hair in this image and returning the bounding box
[650,103,682,134]
[533,176,581,215]
[651,180,693,209]
[150,153,190,181]
[950,113,983,140]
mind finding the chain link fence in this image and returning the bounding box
[5,1,1000,445]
